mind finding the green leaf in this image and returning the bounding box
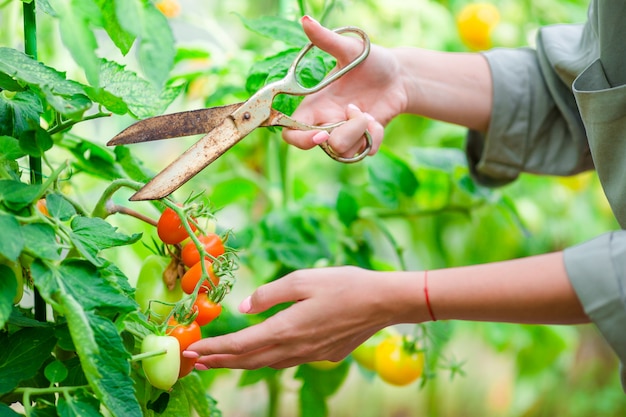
[260,208,342,270]
[115,0,175,87]
[44,360,69,384]
[46,193,77,220]
[0,214,24,261]
[52,0,101,86]
[19,127,53,157]
[30,264,141,416]
[89,59,183,118]
[238,367,280,387]
[0,89,42,137]
[245,47,334,116]
[0,71,26,91]
[60,296,141,417]
[0,265,17,328]
[0,327,57,395]
[60,136,124,181]
[209,177,258,208]
[174,47,210,65]
[0,47,91,117]
[100,262,136,299]
[114,146,153,183]
[239,15,308,46]
[94,0,135,55]
[22,222,62,261]
[32,259,137,313]
[336,188,359,227]
[69,217,141,266]
[295,361,350,417]
[367,149,419,208]
[0,179,43,211]
[178,374,222,417]
[0,135,26,160]
[57,389,102,417]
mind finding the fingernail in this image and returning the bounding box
[312,131,330,144]
[239,296,252,314]
[347,103,361,112]
[182,350,200,359]
[300,15,318,25]
[364,112,376,122]
[195,363,209,371]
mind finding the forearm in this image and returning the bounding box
[394,47,493,132]
[392,252,589,325]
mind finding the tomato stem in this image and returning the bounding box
[91,179,145,218]
[106,201,158,226]
[131,348,168,362]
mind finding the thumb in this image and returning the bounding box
[301,15,365,65]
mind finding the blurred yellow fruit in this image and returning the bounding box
[156,0,181,18]
[456,3,500,50]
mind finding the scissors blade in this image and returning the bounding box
[107,103,244,146]
[129,116,244,201]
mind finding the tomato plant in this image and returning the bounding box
[192,292,222,326]
[157,206,197,245]
[181,259,219,294]
[374,336,425,386]
[181,233,225,267]
[141,334,181,391]
[2,0,610,417]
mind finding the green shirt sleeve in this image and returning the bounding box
[465,0,626,391]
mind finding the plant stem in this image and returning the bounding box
[48,112,112,135]
[265,372,281,417]
[23,0,47,324]
[91,178,145,218]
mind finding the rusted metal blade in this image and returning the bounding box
[107,103,244,146]
[129,117,244,201]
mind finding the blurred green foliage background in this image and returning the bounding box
[3,0,624,415]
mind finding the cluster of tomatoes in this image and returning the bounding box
[137,205,232,391]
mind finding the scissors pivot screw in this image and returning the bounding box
[243,112,251,120]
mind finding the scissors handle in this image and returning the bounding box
[283,26,370,95]
[265,110,372,163]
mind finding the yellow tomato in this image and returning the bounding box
[456,3,500,50]
[375,336,424,386]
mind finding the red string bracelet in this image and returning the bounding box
[423,270,437,322]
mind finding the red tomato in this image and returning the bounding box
[157,206,196,245]
[181,233,225,268]
[167,318,202,378]
[181,260,219,294]
[192,293,222,326]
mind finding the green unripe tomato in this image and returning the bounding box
[135,255,183,323]
[141,334,180,391]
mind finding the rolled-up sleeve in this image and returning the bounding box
[564,233,626,389]
[466,25,595,187]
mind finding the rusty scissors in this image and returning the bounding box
[107,26,371,201]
